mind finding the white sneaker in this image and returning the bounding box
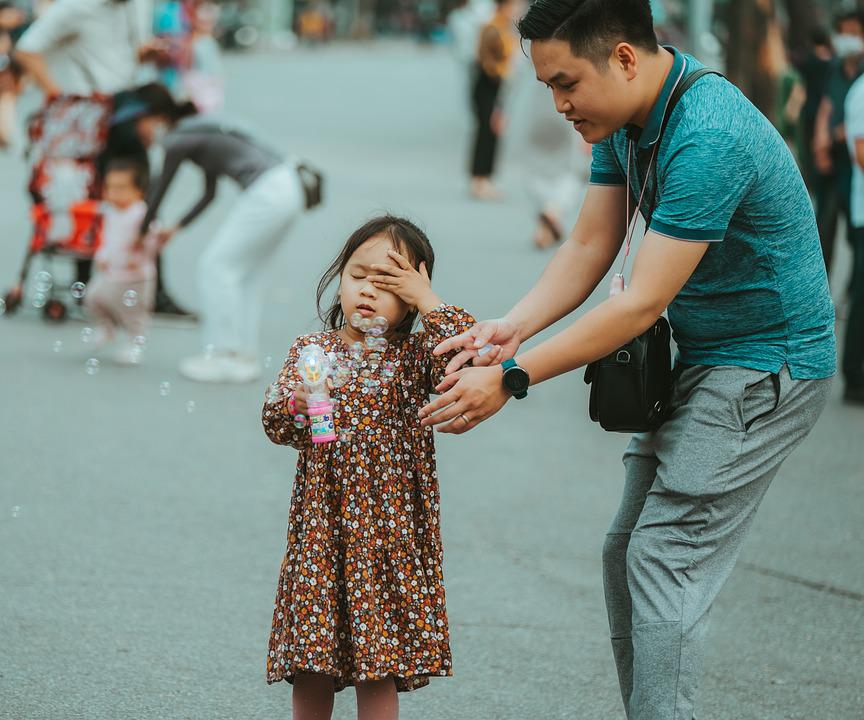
[179,353,262,383]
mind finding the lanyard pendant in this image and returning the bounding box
[609,273,625,297]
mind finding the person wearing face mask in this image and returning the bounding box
[129,83,318,383]
[812,12,864,278]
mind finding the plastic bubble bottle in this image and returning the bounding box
[298,344,337,444]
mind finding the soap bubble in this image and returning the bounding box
[186,400,196,414]
[264,355,273,369]
[11,505,21,518]
[81,327,94,343]
[332,364,352,388]
[159,381,171,397]
[372,316,389,332]
[0,299,5,316]
[365,336,388,352]
[203,344,215,359]
[350,312,363,329]
[358,317,372,333]
[382,361,396,382]
[85,358,100,375]
[338,430,354,443]
[70,281,87,299]
[34,271,53,292]
[52,340,63,353]
[133,335,147,348]
[32,292,48,309]
[122,290,138,308]
[293,413,307,429]
[349,341,365,361]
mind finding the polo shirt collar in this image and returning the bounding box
[628,46,688,150]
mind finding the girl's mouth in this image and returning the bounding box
[356,304,375,317]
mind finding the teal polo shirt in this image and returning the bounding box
[590,47,836,380]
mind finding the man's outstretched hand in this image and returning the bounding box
[433,318,522,375]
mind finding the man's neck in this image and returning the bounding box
[630,47,676,128]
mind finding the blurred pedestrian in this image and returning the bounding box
[469,0,518,200]
[263,216,477,719]
[14,0,154,98]
[811,12,864,277]
[182,2,224,113]
[843,74,864,405]
[130,84,318,383]
[0,1,26,149]
[796,27,834,189]
[83,159,164,363]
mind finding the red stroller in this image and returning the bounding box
[3,94,112,321]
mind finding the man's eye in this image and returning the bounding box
[560,82,575,91]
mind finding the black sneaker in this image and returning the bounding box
[154,292,198,321]
[843,384,864,406]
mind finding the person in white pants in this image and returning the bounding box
[128,83,314,383]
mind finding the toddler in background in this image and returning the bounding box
[84,159,164,364]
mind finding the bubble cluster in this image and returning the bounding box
[159,381,171,397]
[186,400,196,414]
[52,340,63,353]
[265,382,287,405]
[85,358,100,375]
[81,327,94,344]
[341,314,397,389]
[70,281,87,299]
[11,505,21,518]
[122,290,138,308]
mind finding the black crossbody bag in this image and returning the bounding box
[584,67,722,433]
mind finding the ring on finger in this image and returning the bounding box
[460,413,470,426]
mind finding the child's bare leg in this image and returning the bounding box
[356,678,398,720]
[292,673,335,720]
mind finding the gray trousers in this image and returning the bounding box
[602,364,832,720]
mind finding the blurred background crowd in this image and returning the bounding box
[1,0,863,397]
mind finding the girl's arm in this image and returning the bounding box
[420,305,478,388]
[262,339,312,451]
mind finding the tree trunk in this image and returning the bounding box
[783,0,819,57]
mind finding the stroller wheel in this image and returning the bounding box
[3,287,23,314]
[43,298,67,322]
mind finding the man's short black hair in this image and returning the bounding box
[104,158,149,192]
[517,0,659,68]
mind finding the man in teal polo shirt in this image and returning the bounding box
[409,0,836,718]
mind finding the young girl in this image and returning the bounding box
[262,216,493,720]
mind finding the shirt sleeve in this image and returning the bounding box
[417,305,478,389]
[589,138,625,186]
[15,0,81,53]
[649,129,757,243]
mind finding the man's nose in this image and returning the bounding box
[553,91,572,115]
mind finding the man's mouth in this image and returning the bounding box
[567,117,586,129]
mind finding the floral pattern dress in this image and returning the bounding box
[262,305,476,692]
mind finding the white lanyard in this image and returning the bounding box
[610,60,687,297]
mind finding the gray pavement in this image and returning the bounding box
[1,43,862,720]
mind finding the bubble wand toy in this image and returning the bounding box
[298,343,337,444]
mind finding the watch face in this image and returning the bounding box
[503,366,529,394]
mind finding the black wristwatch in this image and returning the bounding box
[501,358,530,400]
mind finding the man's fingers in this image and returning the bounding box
[434,329,475,356]
[443,349,476,375]
[419,382,462,421]
[473,322,498,349]
[435,371,462,393]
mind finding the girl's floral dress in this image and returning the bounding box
[262,305,475,692]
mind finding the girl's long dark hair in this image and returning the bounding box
[317,215,436,337]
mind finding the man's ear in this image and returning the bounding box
[614,42,639,80]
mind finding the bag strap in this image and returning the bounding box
[645,67,724,225]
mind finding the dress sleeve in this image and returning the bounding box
[418,304,477,389]
[262,338,312,451]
